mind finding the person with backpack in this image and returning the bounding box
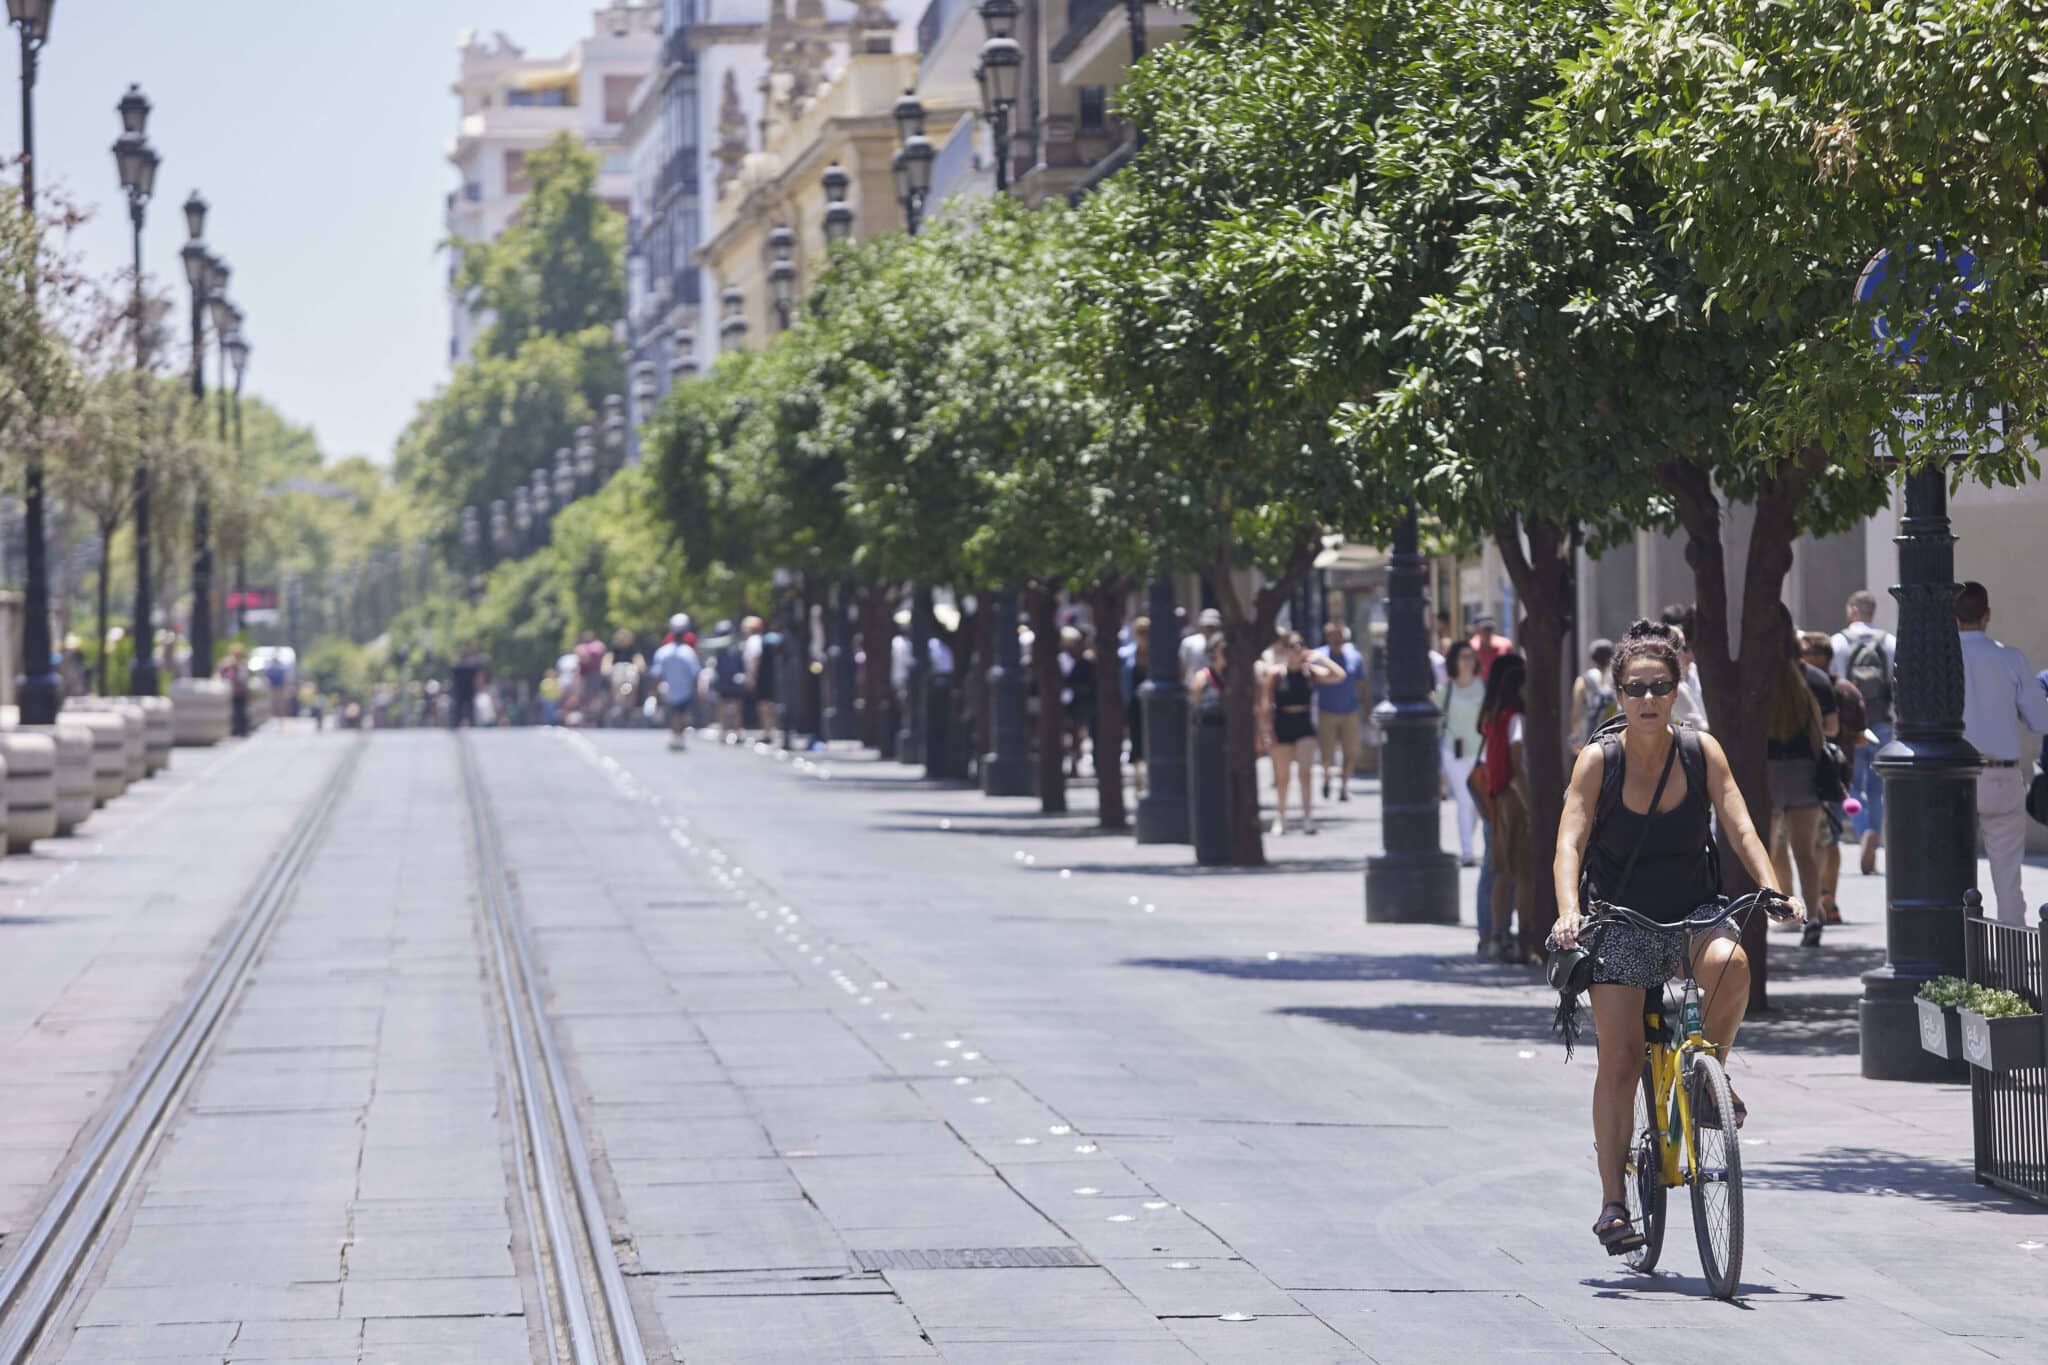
[1570,638,1618,749]
[1550,619,1798,1257]
[651,614,703,751]
[712,621,751,740]
[1831,589,1896,876]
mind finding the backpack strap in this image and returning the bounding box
[1672,725,1723,895]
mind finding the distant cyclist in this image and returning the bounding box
[1550,619,1798,1257]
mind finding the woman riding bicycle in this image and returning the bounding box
[1550,619,1800,1256]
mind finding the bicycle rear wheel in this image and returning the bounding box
[1686,1053,1744,1298]
[1623,1061,1666,1273]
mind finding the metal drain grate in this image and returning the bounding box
[852,1246,1095,1271]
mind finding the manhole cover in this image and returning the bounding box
[851,1246,1095,1271]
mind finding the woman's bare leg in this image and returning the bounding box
[1590,984,1647,1208]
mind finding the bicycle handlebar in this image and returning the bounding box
[1586,888,1793,937]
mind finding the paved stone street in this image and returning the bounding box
[3,727,2044,1364]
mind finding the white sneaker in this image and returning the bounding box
[1303,816,1318,835]
[1269,817,1286,837]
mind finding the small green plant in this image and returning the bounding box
[1919,977,1974,1008]
[1967,988,2037,1021]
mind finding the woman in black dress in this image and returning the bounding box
[1265,631,1344,836]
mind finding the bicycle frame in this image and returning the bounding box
[1642,980,1712,1187]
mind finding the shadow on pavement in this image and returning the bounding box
[1277,1001,1555,1044]
[1581,1272,1845,1308]
[1745,1146,2048,1213]
[869,821,1129,841]
[1123,951,1542,987]
[1046,855,1366,878]
[1732,994,1862,1057]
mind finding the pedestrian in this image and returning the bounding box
[222,643,252,738]
[1477,651,1530,961]
[1435,609,1456,659]
[743,615,779,740]
[607,628,646,728]
[264,652,290,722]
[1058,627,1096,778]
[1571,638,1618,748]
[1264,632,1343,836]
[1669,619,1709,731]
[1313,621,1369,803]
[1122,616,1149,795]
[1958,582,2048,926]
[1763,604,1838,947]
[1786,631,1862,925]
[1470,614,1514,679]
[574,630,608,723]
[449,643,487,728]
[1830,589,1897,876]
[651,614,703,751]
[1437,640,1485,867]
[1181,607,1221,686]
[709,621,748,738]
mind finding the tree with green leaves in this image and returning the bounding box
[453,134,626,360]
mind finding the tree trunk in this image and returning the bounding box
[96,533,113,698]
[859,582,889,752]
[953,594,980,782]
[1090,578,1129,830]
[1660,453,1817,1010]
[969,591,993,774]
[1030,583,1066,814]
[1494,515,1574,956]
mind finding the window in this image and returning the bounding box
[605,75,639,124]
[505,150,529,194]
[1079,85,1108,133]
[506,86,569,108]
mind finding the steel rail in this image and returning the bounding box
[459,733,647,1365]
[0,738,366,1364]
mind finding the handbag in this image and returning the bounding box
[1467,732,1495,822]
[1801,670,1849,804]
[2027,767,2048,827]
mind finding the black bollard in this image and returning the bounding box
[1136,576,1192,844]
[1860,466,1979,1080]
[1364,506,1459,923]
[1189,686,1229,864]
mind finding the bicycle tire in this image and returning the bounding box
[1686,1053,1744,1298]
[1623,1061,1666,1273]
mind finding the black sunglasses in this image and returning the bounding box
[1619,678,1678,699]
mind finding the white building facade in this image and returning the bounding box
[444,6,662,363]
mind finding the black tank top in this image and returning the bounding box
[1586,741,1712,923]
[1273,668,1314,743]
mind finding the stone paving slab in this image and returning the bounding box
[0,730,347,1252]
[565,729,2048,1365]
[40,734,542,1364]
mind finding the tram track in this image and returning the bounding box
[0,737,366,1365]
[458,732,648,1365]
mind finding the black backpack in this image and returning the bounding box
[1845,634,1893,725]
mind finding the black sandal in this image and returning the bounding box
[1594,1201,1644,1255]
[1697,1090,1748,1130]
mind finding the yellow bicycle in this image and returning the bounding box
[1593,891,1788,1300]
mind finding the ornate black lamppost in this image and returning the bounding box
[1365,506,1458,921]
[719,284,749,349]
[224,325,248,633]
[767,224,797,331]
[552,450,575,511]
[1135,574,1190,843]
[1861,465,1979,1079]
[179,195,220,675]
[822,162,854,247]
[977,1,1021,195]
[602,394,626,477]
[575,423,597,498]
[892,91,934,236]
[113,82,162,696]
[11,0,59,721]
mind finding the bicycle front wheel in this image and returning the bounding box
[1686,1053,1744,1298]
[1623,1061,1666,1273]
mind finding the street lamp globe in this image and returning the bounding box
[117,81,149,135]
[553,452,576,505]
[204,253,229,300]
[603,394,626,462]
[978,0,1019,40]
[575,422,597,471]
[182,189,207,242]
[530,468,550,518]
[823,199,854,247]
[113,132,158,204]
[181,239,208,288]
[900,132,936,197]
[891,147,911,208]
[512,487,531,535]
[208,291,235,336]
[892,89,926,146]
[821,160,849,204]
[5,0,54,42]
[980,36,1023,109]
[768,257,796,309]
[631,360,657,410]
[225,331,249,385]
[767,222,795,264]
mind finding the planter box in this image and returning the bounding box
[1918,997,1965,1061]
[1959,1008,2047,1073]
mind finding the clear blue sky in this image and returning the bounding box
[2,0,595,465]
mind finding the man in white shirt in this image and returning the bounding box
[650,614,702,751]
[1832,589,1898,874]
[1957,582,2048,925]
[1181,608,1221,685]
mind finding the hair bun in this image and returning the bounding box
[1624,618,1678,643]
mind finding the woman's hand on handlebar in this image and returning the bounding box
[1757,887,1802,923]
